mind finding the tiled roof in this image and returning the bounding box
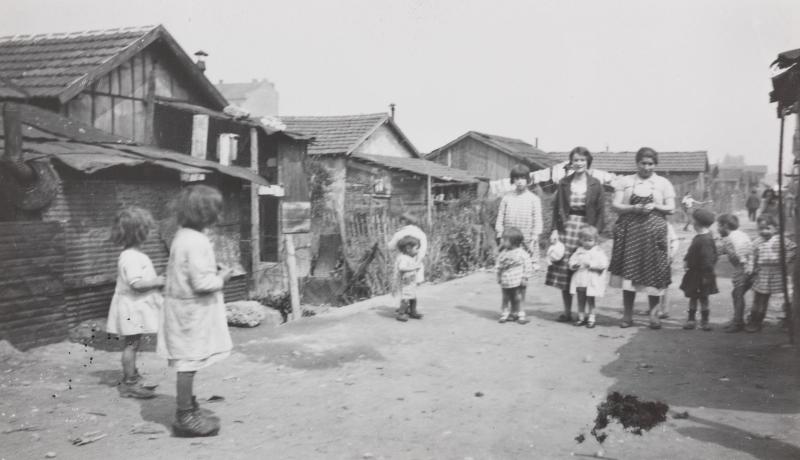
[353,153,484,183]
[280,113,389,156]
[0,25,227,107]
[428,131,557,169]
[549,151,709,173]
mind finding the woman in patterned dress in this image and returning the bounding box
[545,147,606,322]
[608,147,676,328]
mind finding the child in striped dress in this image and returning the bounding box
[745,214,796,332]
[496,227,533,324]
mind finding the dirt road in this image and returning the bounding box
[2,227,799,460]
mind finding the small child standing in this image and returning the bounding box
[394,235,423,322]
[715,214,754,332]
[680,209,719,331]
[496,227,532,324]
[158,185,233,437]
[495,164,543,274]
[388,212,427,285]
[568,226,608,328]
[745,214,797,332]
[107,207,164,399]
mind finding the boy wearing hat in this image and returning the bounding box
[679,208,719,331]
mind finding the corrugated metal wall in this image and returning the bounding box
[0,221,66,350]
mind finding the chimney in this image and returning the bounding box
[389,103,396,120]
[194,50,208,73]
[535,137,538,148]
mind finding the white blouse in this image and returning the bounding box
[614,173,676,205]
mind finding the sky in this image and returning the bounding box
[3,0,800,171]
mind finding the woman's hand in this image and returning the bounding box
[643,203,655,213]
[218,265,233,283]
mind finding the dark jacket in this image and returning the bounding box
[552,174,605,234]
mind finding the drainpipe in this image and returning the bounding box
[1,103,34,183]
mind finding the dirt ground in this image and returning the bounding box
[2,218,799,460]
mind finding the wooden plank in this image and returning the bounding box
[250,128,261,273]
[281,201,311,234]
[285,234,300,321]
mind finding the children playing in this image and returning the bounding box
[568,226,608,328]
[715,214,754,332]
[158,185,233,437]
[496,227,533,324]
[745,214,797,333]
[394,235,424,322]
[495,164,543,273]
[107,207,164,399]
[680,209,719,331]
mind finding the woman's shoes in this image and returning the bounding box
[619,320,633,328]
[574,318,588,327]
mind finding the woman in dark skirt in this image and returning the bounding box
[545,147,605,322]
[608,147,676,328]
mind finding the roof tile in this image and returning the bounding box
[281,113,388,155]
[549,151,708,173]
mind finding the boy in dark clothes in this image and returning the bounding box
[680,208,719,331]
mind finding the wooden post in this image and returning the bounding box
[794,91,800,344]
[250,128,260,283]
[285,234,301,321]
[427,174,433,230]
[143,57,156,145]
[777,115,794,344]
[182,114,208,182]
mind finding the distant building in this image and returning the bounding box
[216,79,279,117]
[427,131,556,181]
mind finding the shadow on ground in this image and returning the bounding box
[237,340,385,370]
[90,369,175,431]
[676,415,800,460]
[600,322,800,414]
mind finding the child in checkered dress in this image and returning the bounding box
[715,213,754,332]
[495,164,543,274]
[496,227,533,324]
[746,214,797,332]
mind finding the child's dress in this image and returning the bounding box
[568,246,609,297]
[157,228,232,372]
[679,232,719,297]
[395,253,421,300]
[106,248,162,336]
[753,235,797,294]
[388,225,427,283]
[496,247,532,289]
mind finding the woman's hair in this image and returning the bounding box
[110,206,155,248]
[502,227,524,248]
[396,235,420,254]
[578,225,599,241]
[569,146,593,169]
[175,185,223,230]
[716,213,739,230]
[757,214,778,228]
[509,164,531,183]
[635,147,659,165]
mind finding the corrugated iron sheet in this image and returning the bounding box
[0,221,67,350]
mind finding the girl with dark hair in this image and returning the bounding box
[107,207,164,399]
[545,147,605,323]
[158,185,233,437]
[608,147,676,328]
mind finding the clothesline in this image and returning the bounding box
[487,162,620,197]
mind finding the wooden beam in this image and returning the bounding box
[285,234,301,321]
[250,128,260,276]
[427,174,433,230]
[181,114,208,182]
[143,54,156,145]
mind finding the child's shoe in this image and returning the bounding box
[683,320,696,330]
[516,315,529,325]
[396,313,409,322]
[173,408,220,437]
[723,323,744,333]
[744,322,762,333]
[498,313,510,324]
[408,303,423,320]
[119,381,156,399]
[700,320,712,331]
[556,313,572,323]
[586,315,596,328]
[574,317,588,327]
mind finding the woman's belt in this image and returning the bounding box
[568,209,586,216]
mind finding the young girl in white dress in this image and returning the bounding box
[158,185,233,437]
[107,207,164,399]
[568,226,608,328]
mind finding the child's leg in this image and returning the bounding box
[621,290,635,325]
[499,289,511,321]
[511,287,528,323]
[121,334,141,383]
[408,298,423,319]
[586,296,596,327]
[699,295,711,330]
[746,292,770,332]
[684,297,698,329]
[659,291,670,318]
[396,299,410,321]
[575,288,587,324]
[648,295,662,328]
[176,371,196,412]
[173,370,220,437]
[732,285,746,326]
